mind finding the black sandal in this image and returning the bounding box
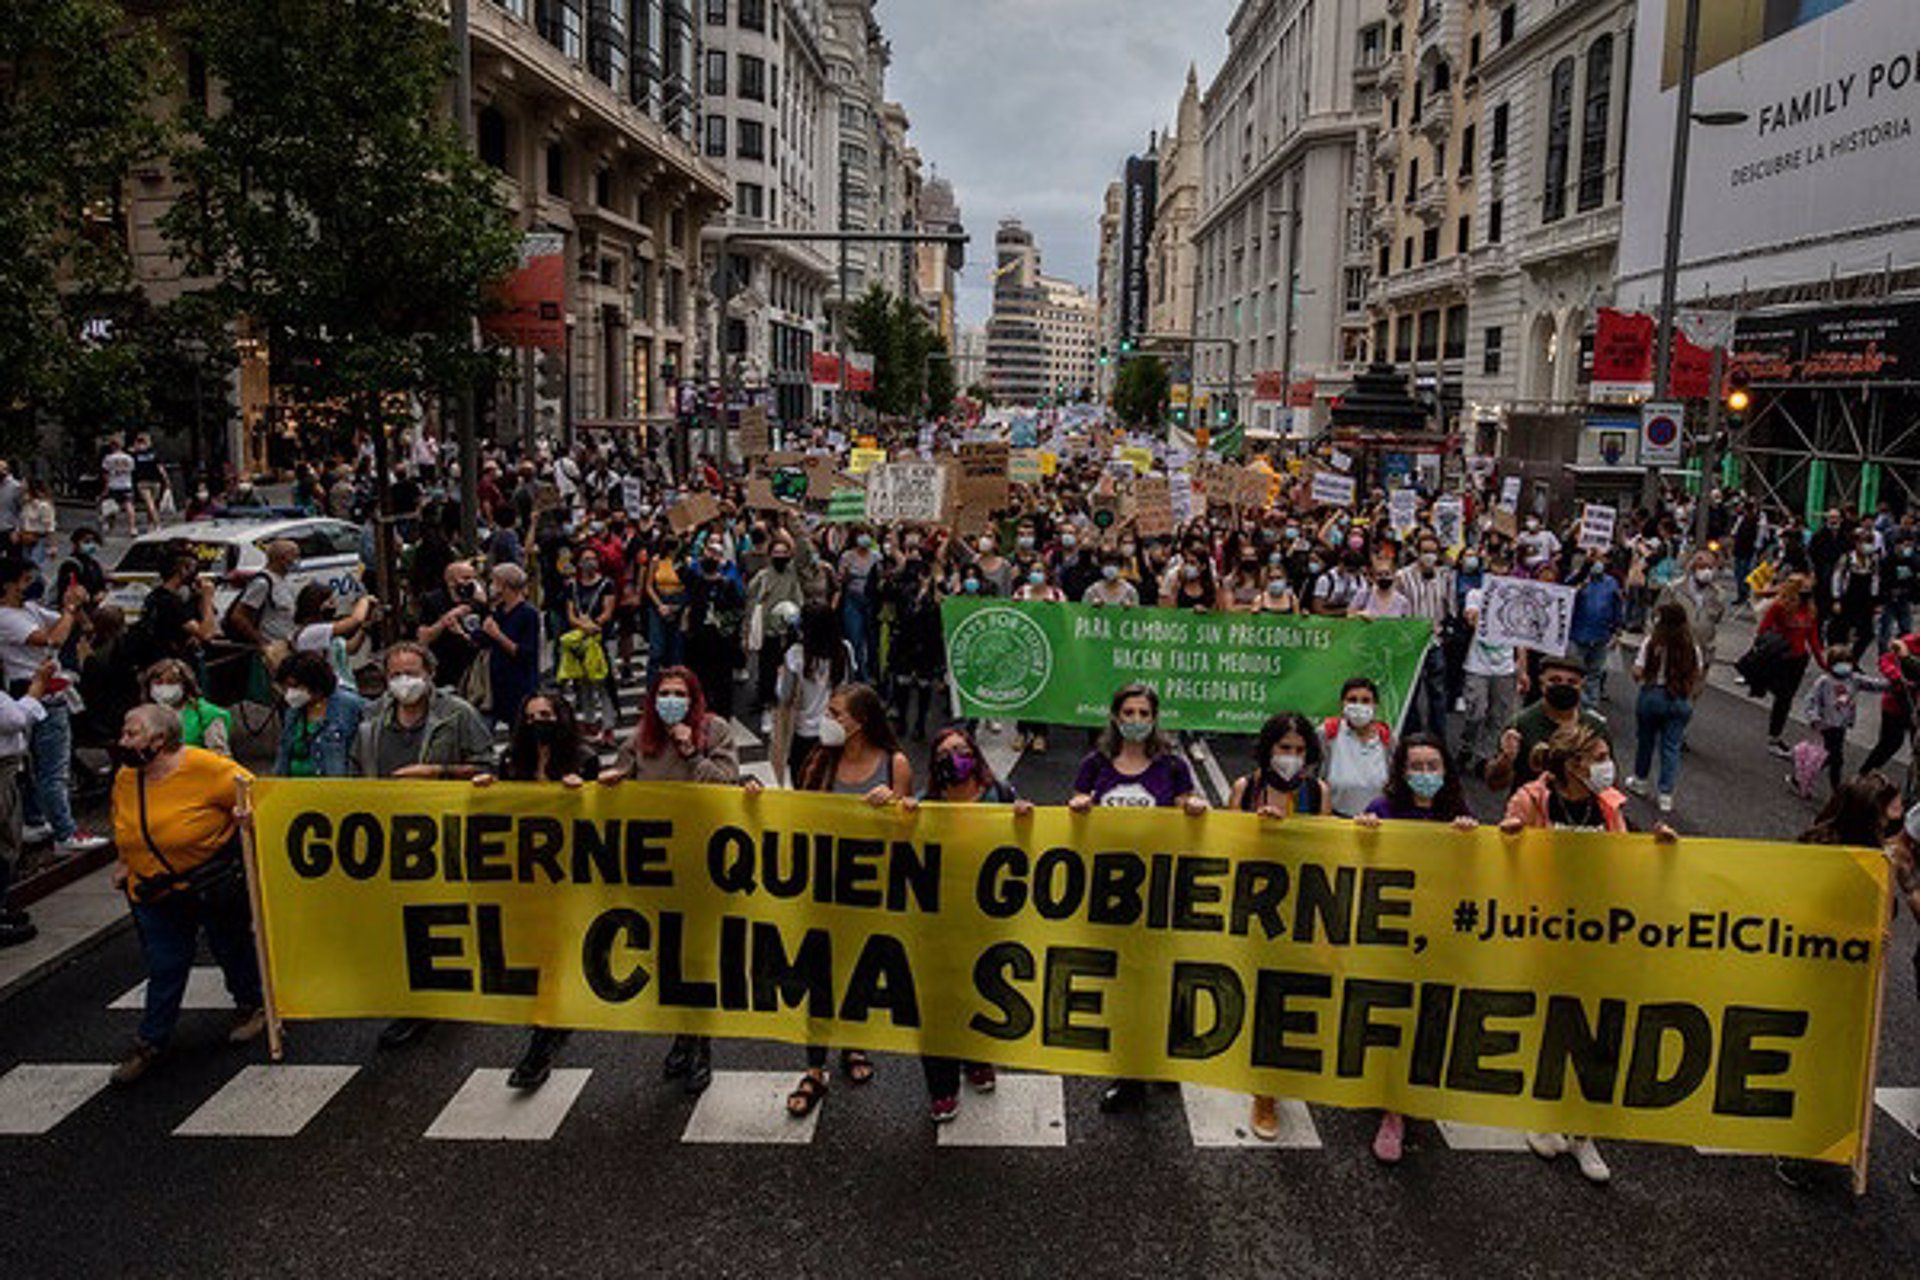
[842,1050,875,1085]
[787,1072,828,1118]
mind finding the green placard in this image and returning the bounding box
[826,488,867,523]
[940,598,1433,734]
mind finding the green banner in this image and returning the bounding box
[940,598,1433,734]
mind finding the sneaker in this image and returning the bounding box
[55,830,110,854]
[1768,739,1792,759]
[508,1045,554,1092]
[1250,1094,1281,1141]
[965,1064,997,1094]
[1571,1137,1611,1184]
[684,1042,712,1096]
[759,710,773,735]
[1099,1079,1145,1114]
[661,1036,696,1079]
[0,919,37,949]
[377,1017,430,1049]
[20,824,52,844]
[929,1094,958,1124]
[1657,793,1674,814]
[110,1041,162,1087]
[1622,775,1648,797]
[227,1007,268,1044]
[1526,1131,1570,1160]
[1372,1111,1406,1165]
[1031,736,1048,754]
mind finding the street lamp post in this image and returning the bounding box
[1644,0,1702,512]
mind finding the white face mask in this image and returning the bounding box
[1587,761,1617,793]
[387,673,430,705]
[1694,569,1714,585]
[150,683,184,708]
[1271,751,1305,781]
[817,717,848,748]
[282,687,312,711]
[1344,701,1376,730]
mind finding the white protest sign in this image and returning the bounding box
[1169,472,1195,525]
[621,477,645,520]
[1497,475,1522,512]
[1433,496,1465,551]
[1311,469,1356,509]
[1389,488,1419,536]
[1578,503,1618,553]
[1328,448,1353,474]
[863,462,947,524]
[1475,575,1577,658]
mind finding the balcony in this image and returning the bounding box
[1416,91,1452,141]
[1413,179,1446,224]
[1511,204,1623,272]
[1379,55,1404,96]
[1373,128,1400,169]
[1370,203,1399,244]
[1417,0,1467,60]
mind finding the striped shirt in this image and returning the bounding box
[1396,565,1455,623]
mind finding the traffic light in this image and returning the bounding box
[946,224,966,272]
[1119,336,1137,356]
[1173,405,1188,428]
[1725,367,1752,417]
[1098,346,1111,367]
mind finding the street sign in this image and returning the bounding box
[1640,401,1684,469]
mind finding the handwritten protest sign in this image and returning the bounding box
[863,462,947,524]
[1475,574,1577,657]
[1311,469,1357,509]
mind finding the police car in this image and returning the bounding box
[105,517,370,621]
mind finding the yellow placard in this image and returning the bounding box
[1039,451,1058,477]
[848,447,887,475]
[251,781,1889,1162]
[1120,446,1154,475]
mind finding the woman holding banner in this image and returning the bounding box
[785,683,911,1119]
[898,724,1034,1124]
[477,694,600,1090]
[1500,722,1677,1185]
[1069,683,1208,1115]
[1320,678,1392,818]
[1353,733,1478,1164]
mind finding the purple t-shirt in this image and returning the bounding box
[1073,752,1196,808]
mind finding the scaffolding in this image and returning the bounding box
[1734,383,1920,517]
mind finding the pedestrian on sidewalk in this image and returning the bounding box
[106,703,264,1086]
[0,661,55,948]
[0,558,109,854]
[1626,604,1705,813]
[1755,573,1826,758]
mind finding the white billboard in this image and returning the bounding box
[1618,0,1920,305]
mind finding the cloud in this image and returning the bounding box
[876,0,1237,330]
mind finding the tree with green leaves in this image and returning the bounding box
[1111,354,1170,428]
[843,284,951,420]
[0,0,168,448]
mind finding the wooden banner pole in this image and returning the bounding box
[1849,872,1894,1195]
[235,776,285,1063]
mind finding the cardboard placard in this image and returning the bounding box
[738,405,771,458]
[864,462,947,525]
[667,491,721,534]
[1311,469,1357,509]
[1009,448,1043,485]
[957,441,1011,513]
[1133,475,1174,539]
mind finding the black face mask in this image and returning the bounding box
[1544,684,1582,712]
[772,556,792,572]
[110,743,158,769]
[527,720,559,744]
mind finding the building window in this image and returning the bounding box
[595,168,612,208]
[736,182,765,220]
[545,142,564,196]
[738,118,765,160]
[739,54,765,102]
[1385,169,1396,204]
[635,259,654,323]
[1395,316,1413,363]
[705,0,725,22]
[1378,244,1390,278]
[1445,306,1467,361]
[1403,237,1414,271]
[1459,123,1475,176]
[1405,158,1418,204]
[664,267,684,321]
[1432,59,1450,93]
[739,0,765,32]
[477,105,508,171]
[1542,57,1575,224]
[1374,318,1390,358]
[1343,267,1367,314]
[704,114,727,157]
[1469,32,1481,71]
[1490,103,1508,163]
[1417,309,1440,361]
[1499,5,1516,46]
[1489,199,1504,244]
[589,0,628,86]
[1577,35,1614,212]
[705,49,726,94]
[539,0,583,60]
[1456,215,1470,253]
[1422,225,1440,262]
[1359,23,1383,67]
[1484,326,1504,376]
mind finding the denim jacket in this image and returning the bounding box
[275,687,365,778]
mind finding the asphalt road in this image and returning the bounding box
[3,650,1919,1279]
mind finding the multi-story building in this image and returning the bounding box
[986,220,1048,405]
[1194,0,1384,438]
[1094,180,1125,397]
[1149,67,1203,346]
[915,175,962,346]
[699,0,835,426]
[874,101,921,303]
[1039,276,1099,401]
[953,325,989,397]
[1463,0,1634,456]
[1365,0,1485,432]
[821,0,887,307]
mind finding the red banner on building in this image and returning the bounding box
[1593,307,1717,398]
[1290,377,1317,408]
[1253,371,1286,402]
[480,233,566,350]
[846,351,876,394]
[809,352,842,389]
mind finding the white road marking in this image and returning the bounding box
[1187,737,1233,808]
[681,1070,820,1145]
[937,1074,1066,1148]
[110,968,233,1011]
[742,760,780,788]
[1436,1122,1539,1152]
[729,718,763,750]
[424,1068,591,1141]
[1877,1087,1920,1140]
[1180,1085,1321,1149]
[174,1065,360,1138]
[0,1064,115,1135]
[977,721,1025,784]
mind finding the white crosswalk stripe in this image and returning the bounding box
[1181,1085,1321,1149]
[937,1074,1066,1148]
[1435,1121,1535,1152]
[1877,1087,1920,1140]
[424,1068,592,1141]
[0,1064,114,1135]
[174,1066,360,1138]
[681,1070,819,1145]
[110,968,238,1012]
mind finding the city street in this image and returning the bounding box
[3,664,1918,1278]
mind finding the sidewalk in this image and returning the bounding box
[0,865,129,1001]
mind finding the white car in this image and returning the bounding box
[105,517,370,622]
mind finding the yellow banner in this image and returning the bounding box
[250,781,1890,1161]
[847,447,887,475]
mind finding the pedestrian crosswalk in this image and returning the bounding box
[5,1055,1918,1158]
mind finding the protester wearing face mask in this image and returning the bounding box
[477,563,540,728]
[272,651,363,779]
[745,524,814,722]
[1656,550,1728,664]
[1485,655,1610,794]
[1517,514,1561,576]
[1070,684,1206,1114]
[1165,541,1217,612]
[106,704,264,1086]
[895,724,1035,1124]
[1352,733,1478,1161]
[1753,572,1825,758]
[133,553,220,669]
[1351,562,1412,618]
[776,603,854,785]
[1082,553,1140,608]
[54,527,109,605]
[1230,712,1327,820]
[559,549,620,742]
[140,659,231,757]
[972,532,1013,598]
[1319,677,1392,817]
[1500,722,1675,1184]
[835,527,882,681]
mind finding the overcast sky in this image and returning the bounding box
[878,0,1238,331]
